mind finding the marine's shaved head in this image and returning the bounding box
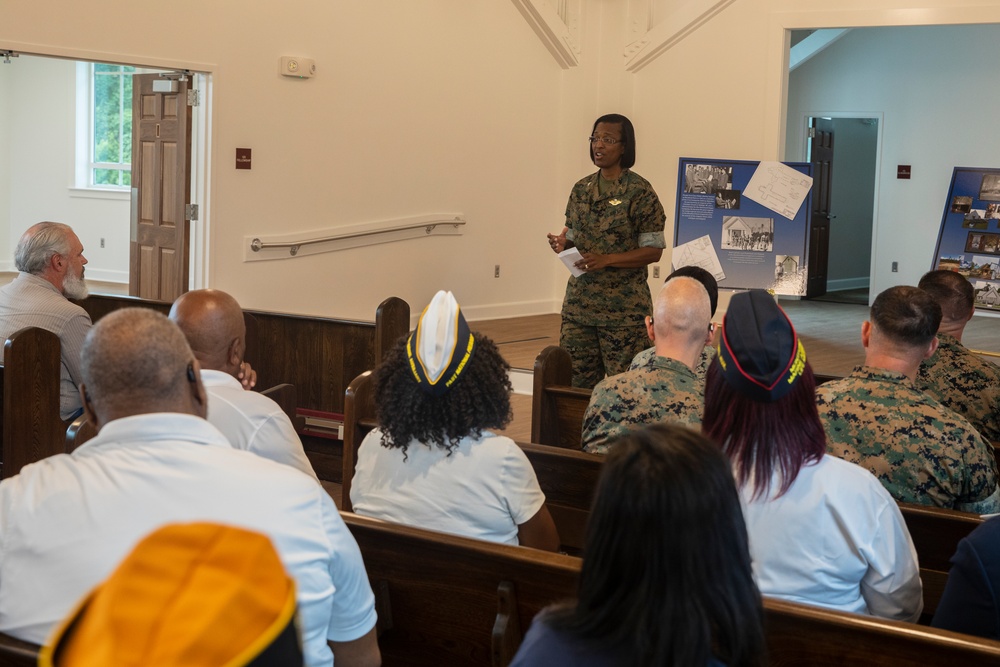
[169,289,246,376]
[81,308,205,426]
[654,276,712,347]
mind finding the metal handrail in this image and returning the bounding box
[250,219,465,256]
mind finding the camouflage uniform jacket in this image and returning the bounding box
[630,344,716,380]
[582,355,703,455]
[561,170,666,326]
[917,333,1000,443]
[816,365,1000,513]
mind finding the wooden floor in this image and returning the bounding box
[471,296,1000,444]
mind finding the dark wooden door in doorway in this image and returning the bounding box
[807,117,833,298]
[129,74,191,301]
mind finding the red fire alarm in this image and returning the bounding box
[897,165,911,179]
[236,148,252,170]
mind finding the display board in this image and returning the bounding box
[673,158,813,296]
[932,167,1000,313]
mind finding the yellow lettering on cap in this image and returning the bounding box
[786,340,807,384]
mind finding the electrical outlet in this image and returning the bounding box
[891,261,898,272]
[653,266,660,279]
[100,238,105,248]
[495,264,500,278]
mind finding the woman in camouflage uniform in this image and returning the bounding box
[547,114,666,389]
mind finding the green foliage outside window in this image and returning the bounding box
[92,64,134,187]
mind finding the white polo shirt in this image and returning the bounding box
[351,428,546,545]
[741,453,923,622]
[0,413,375,667]
[200,369,318,480]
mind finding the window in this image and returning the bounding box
[90,63,134,188]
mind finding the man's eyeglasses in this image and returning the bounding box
[589,136,621,145]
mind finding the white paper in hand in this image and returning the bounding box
[559,247,586,277]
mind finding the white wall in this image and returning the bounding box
[786,24,1000,295]
[2,2,579,320]
[0,59,10,262]
[4,0,1000,318]
[1,56,131,281]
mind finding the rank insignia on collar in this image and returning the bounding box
[609,199,622,206]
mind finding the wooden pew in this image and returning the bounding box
[530,346,589,449]
[0,632,40,667]
[344,511,580,666]
[74,294,409,415]
[1,327,67,479]
[898,502,984,621]
[344,511,1000,667]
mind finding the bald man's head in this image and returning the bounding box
[653,276,712,347]
[169,289,246,376]
[81,308,205,426]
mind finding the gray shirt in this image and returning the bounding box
[0,273,91,419]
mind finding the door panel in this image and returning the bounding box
[130,74,191,301]
[807,117,834,298]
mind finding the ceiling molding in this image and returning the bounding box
[625,0,737,73]
[788,29,851,72]
[509,0,580,69]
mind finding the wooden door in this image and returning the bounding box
[130,74,191,301]
[807,117,833,298]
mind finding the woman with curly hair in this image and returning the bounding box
[703,290,922,621]
[350,290,559,551]
[511,423,765,666]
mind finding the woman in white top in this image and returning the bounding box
[702,290,922,622]
[351,291,559,551]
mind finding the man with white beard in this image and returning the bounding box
[0,222,92,420]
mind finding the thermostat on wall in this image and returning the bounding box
[280,56,316,79]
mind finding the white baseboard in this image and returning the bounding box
[509,368,533,396]
[827,277,870,292]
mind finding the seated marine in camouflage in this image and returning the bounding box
[916,269,1000,443]
[816,286,1000,514]
[630,264,719,379]
[582,277,710,454]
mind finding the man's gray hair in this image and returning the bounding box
[81,308,196,411]
[14,222,73,274]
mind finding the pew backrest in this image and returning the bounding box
[530,346,590,449]
[2,327,66,479]
[898,501,984,619]
[343,509,1000,667]
[343,511,579,666]
[0,631,41,666]
[75,294,409,415]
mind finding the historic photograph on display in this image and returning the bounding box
[936,255,969,273]
[987,203,1000,219]
[981,174,1000,201]
[966,232,1000,254]
[963,217,989,230]
[972,280,1000,309]
[721,216,774,251]
[970,255,1000,279]
[683,164,733,195]
[715,190,741,209]
[951,196,973,214]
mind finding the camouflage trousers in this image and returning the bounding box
[560,319,650,390]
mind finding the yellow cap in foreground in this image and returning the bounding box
[40,522,301,667]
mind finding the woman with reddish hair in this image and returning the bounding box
[703,290,922,621]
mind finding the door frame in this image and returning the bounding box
[0,40,214,292]
[795,111,884,298]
